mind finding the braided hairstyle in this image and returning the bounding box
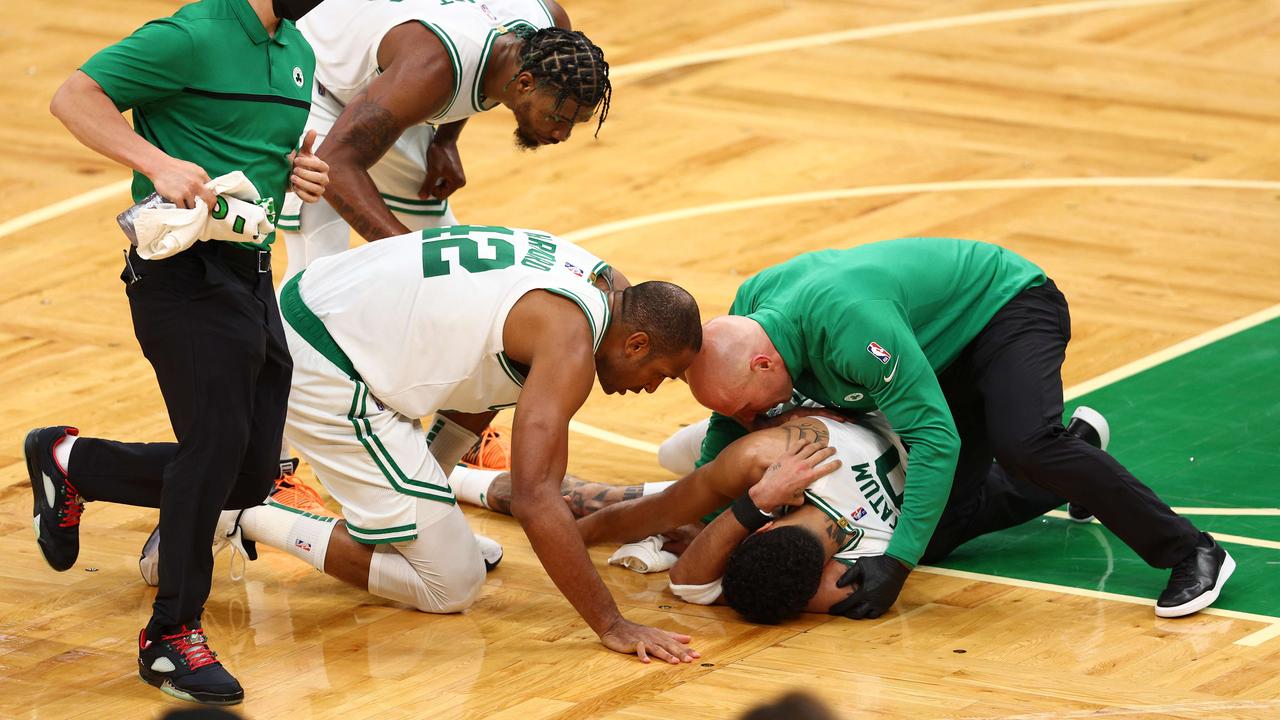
[511,25,611,136]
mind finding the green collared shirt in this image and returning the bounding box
[697,238,1046,566]
[81,0,314,249]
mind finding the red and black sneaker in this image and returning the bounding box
[138,623,244,705]
[24,426,83,571]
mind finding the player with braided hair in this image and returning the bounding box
[270,0,611,496]
[278,0,612,277]
[508,24,611,140]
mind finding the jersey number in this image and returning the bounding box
[421,227,516,278]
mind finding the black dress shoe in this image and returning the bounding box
[1156,532,1235,618]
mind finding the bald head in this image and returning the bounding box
[686,316,792,421]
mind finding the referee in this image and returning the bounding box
[31,0,327,705]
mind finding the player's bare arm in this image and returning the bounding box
[50,71,215,209]
[503,290,698,663]
[667,507,752,590]
[319,22,456,241]
[748,419,844,512]
[577,418,836,545]
[669,437,844,590]
[418,0,571,202]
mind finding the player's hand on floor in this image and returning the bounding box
[600,617,700,664]
[828,554,910,619]
[748,441,841,513]
[290,130,329,203]
[148,157,214,210]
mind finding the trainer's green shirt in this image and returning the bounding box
[80,0,314,250]
[698,238,1046,566]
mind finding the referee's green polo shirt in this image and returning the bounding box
[80,0,314,250]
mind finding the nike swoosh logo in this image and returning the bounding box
[882,359,899,384]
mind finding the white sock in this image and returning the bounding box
[54,435,76,473]
[644,480,676,496]
[427,416,479,470]
[238,502,337,571]
[450,466,501,509]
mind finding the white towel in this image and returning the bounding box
[669,578,723,605]
[133,171,275,260]
[607,535,678,574]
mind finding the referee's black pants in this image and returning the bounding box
[921,279,1201,568]
[69,243,292,629]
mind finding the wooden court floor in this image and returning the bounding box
[2,0,1280,717]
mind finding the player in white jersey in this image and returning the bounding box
[468,414,899,624]
[144,225,703,663]
[667,415,906,623]
[278,0,611,276]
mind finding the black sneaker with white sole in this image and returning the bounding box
[25,426,84,571]
[138,623,244,705]
[1064,407,1110,523]
[1156,532,1235,618]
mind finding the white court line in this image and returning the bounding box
[0,0,1198,242]
[562,177,1280,243]
[915,565,1279,629]
[0,179,132,241]
[612,0,1192,79]
[569,420,661,455]
[1065,302,1280,400]
[1235,623,1280,648]
[1169,507,1280,517]
[1043,510,1280,550]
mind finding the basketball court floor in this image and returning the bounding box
[1,0,1277,717]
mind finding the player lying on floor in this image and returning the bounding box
[453,412,909,621]
[451,402,1114,623]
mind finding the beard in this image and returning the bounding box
[513,127,541,151]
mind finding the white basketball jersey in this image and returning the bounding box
[299,0,557,124]
[806,416,908,563]
[295,225,611,418]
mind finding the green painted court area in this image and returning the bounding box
[935,317,1280,618]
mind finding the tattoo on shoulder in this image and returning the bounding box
[824,517,853,547]
[782,423,830,451]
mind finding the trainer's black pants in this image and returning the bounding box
[921,279,1200,568]
[69,244,292,628]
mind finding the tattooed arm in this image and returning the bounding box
[746,420,841,513]
[577,418,838,545]
[480,472,644,518]
[319,22,458,241]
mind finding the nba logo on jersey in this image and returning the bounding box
[295,539,312,552]
[852,506,868,521]
[563,261,585,278]
[867,342,891,364]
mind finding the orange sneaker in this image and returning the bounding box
[460,428,511,470]
[270,458,336,518]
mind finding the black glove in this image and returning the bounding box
[828,554,910,619]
